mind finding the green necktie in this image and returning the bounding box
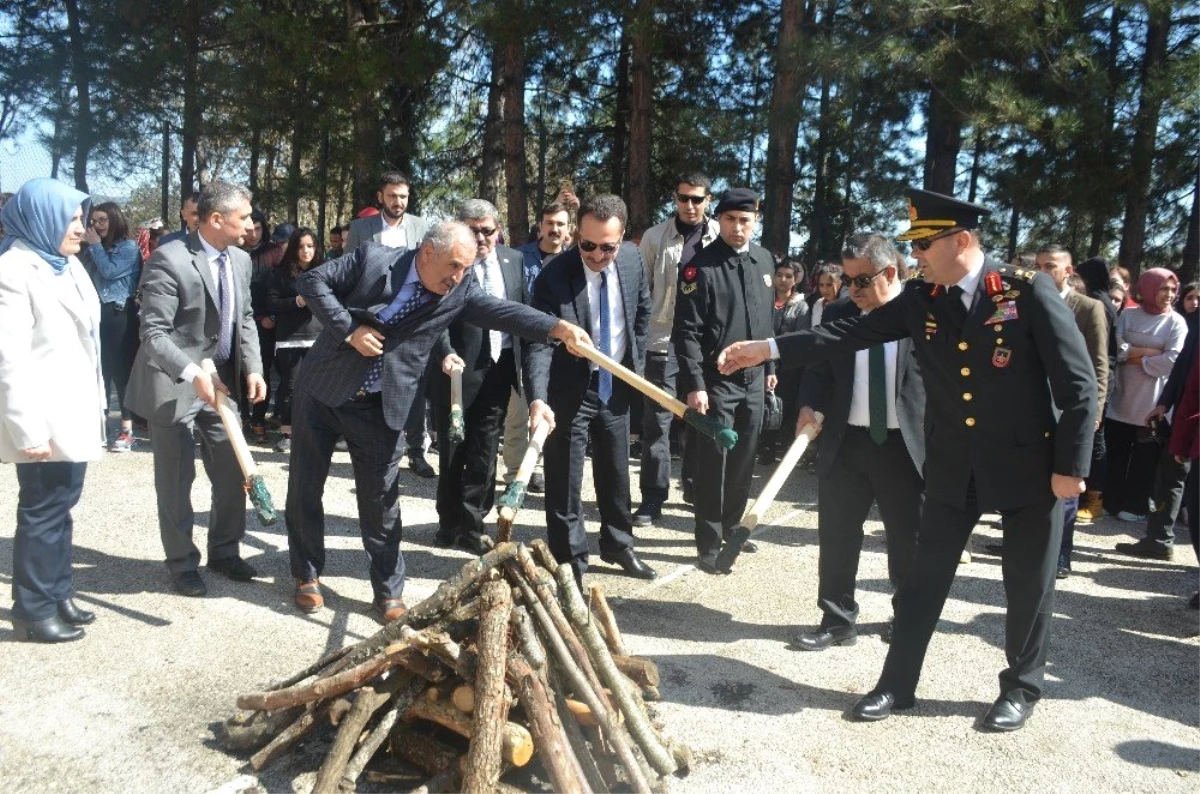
[869,345,887,445]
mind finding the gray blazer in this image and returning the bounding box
[295,242,559,431]
[126,231,261,424]
[343,213,431,254]
[796,297,926,478]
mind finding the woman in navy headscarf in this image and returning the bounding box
[0,178,107,643]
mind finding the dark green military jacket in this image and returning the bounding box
[775,259,1096,511]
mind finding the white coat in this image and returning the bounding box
[0,240,106,463]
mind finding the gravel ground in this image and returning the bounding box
[0,422,1197,793]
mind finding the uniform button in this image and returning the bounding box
[1044,431,1051,438]
[958,342,968,351]
[996,338,1004,344]
[963,392,973,401]
[994,325,1003,333]
[960,367,971,377]
[965,417,976,427]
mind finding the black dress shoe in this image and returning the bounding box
[408,455,436,478]
[207,556,258,582]
[789,625,857,651]
[57,598,95,626]
[1114,538,1173,561]
[632,501,662,528]
[527,472,545,494]
[171,570,208,597]
[456,533,491,556]
[600,548,657,580]
[851,691,914,722]
[433,529,457,548]
[696,556,726,575]
[12,614,85,643]
[981,694,1036,732]
[740,539,758,553]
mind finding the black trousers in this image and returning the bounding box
[876,481,1063,704]
[1144,444,1191,551]
[99,299,139,421]
[436,351,515,541]
[286,390,406,599]
[640,351,693,504]
[149,383,248,574]
[1102,419,1159,515]
[1085,423,1106,490]
[273,346,310,427]
[544,374,635,574]
[243,324,276,425]
[691,367,764,562]
[12,461,87,621]
[815,427,921,630]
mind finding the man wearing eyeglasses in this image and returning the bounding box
[788,232,925,654]
[432,200,532,555]
[716,189,1096,733]
[673,188,777,575]
[634,172,720,526]
[525,194,655,589]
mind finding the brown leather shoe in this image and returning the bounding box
[294,578,323,613]
[374,597,408,623]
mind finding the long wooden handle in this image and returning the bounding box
[571,343,686,419]
[512,421,550,485]
[200,359,256,480]
[738,411,824,532]
[449,365,464,412]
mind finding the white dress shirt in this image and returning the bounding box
[952,260,985,311]
[181,231,238,383]
[474,253,510,358]
[847,340,900,429]
[584,264,627,370]
[378,215,412,250]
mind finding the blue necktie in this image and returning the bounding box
[356,284,433,396]
[214,252,232,365]
[598,269,612,404]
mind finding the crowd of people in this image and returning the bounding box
[0,170,1194,735]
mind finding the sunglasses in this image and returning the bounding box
[676,194,707,205]
[840,266,889,290]
[578,240,620,254]
[468,226,497,238]
[911,227,963,252]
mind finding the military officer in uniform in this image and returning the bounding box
[717,189,1096,732]
[672,188,777,574]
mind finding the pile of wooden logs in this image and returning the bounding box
[217,540,688,793]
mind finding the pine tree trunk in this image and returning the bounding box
[502,37,529,246]
[923,84,962,194]
[1118,5,1171,274]
[611,23,631,197]
[761,0,811,255]
[480,49,505,206]
[63,0,91,192]
[626,1,654,239]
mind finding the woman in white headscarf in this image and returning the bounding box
[0,178,106,643]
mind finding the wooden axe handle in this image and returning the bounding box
[449,365,464,412]
[571,343,687,419]
[511,420,550,486]
[200,359,257,481]
[738,411,824,531]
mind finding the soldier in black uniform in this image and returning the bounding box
[672,188,777,574]
[717,189,1096,733]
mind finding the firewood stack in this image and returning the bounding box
[216,540,689,793]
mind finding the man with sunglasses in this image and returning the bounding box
[673,187,777,574]
[635,172,720,525]
[789,233,925,653]
[432,200,532,554]
[525,194,655,589]
[717,189,1095,733]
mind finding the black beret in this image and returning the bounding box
[714,188,760,216]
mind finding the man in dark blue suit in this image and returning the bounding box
[285,222,590,621]
[790,233,925,652]
[525,195,656,587]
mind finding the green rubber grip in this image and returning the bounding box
[247,474,278,526]
[496,481,527,512]
[447,408,465,447]
[683,407,739,451]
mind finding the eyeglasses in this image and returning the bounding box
[911,228,963,252]
[840,266,889,290]
[578,240,620,254]
[468,226,497,238]
[676,194,707,205]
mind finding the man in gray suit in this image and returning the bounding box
[344,170,436,475]
[127,182,267,597]
[286,222,590,623]
[790,233,925,651]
